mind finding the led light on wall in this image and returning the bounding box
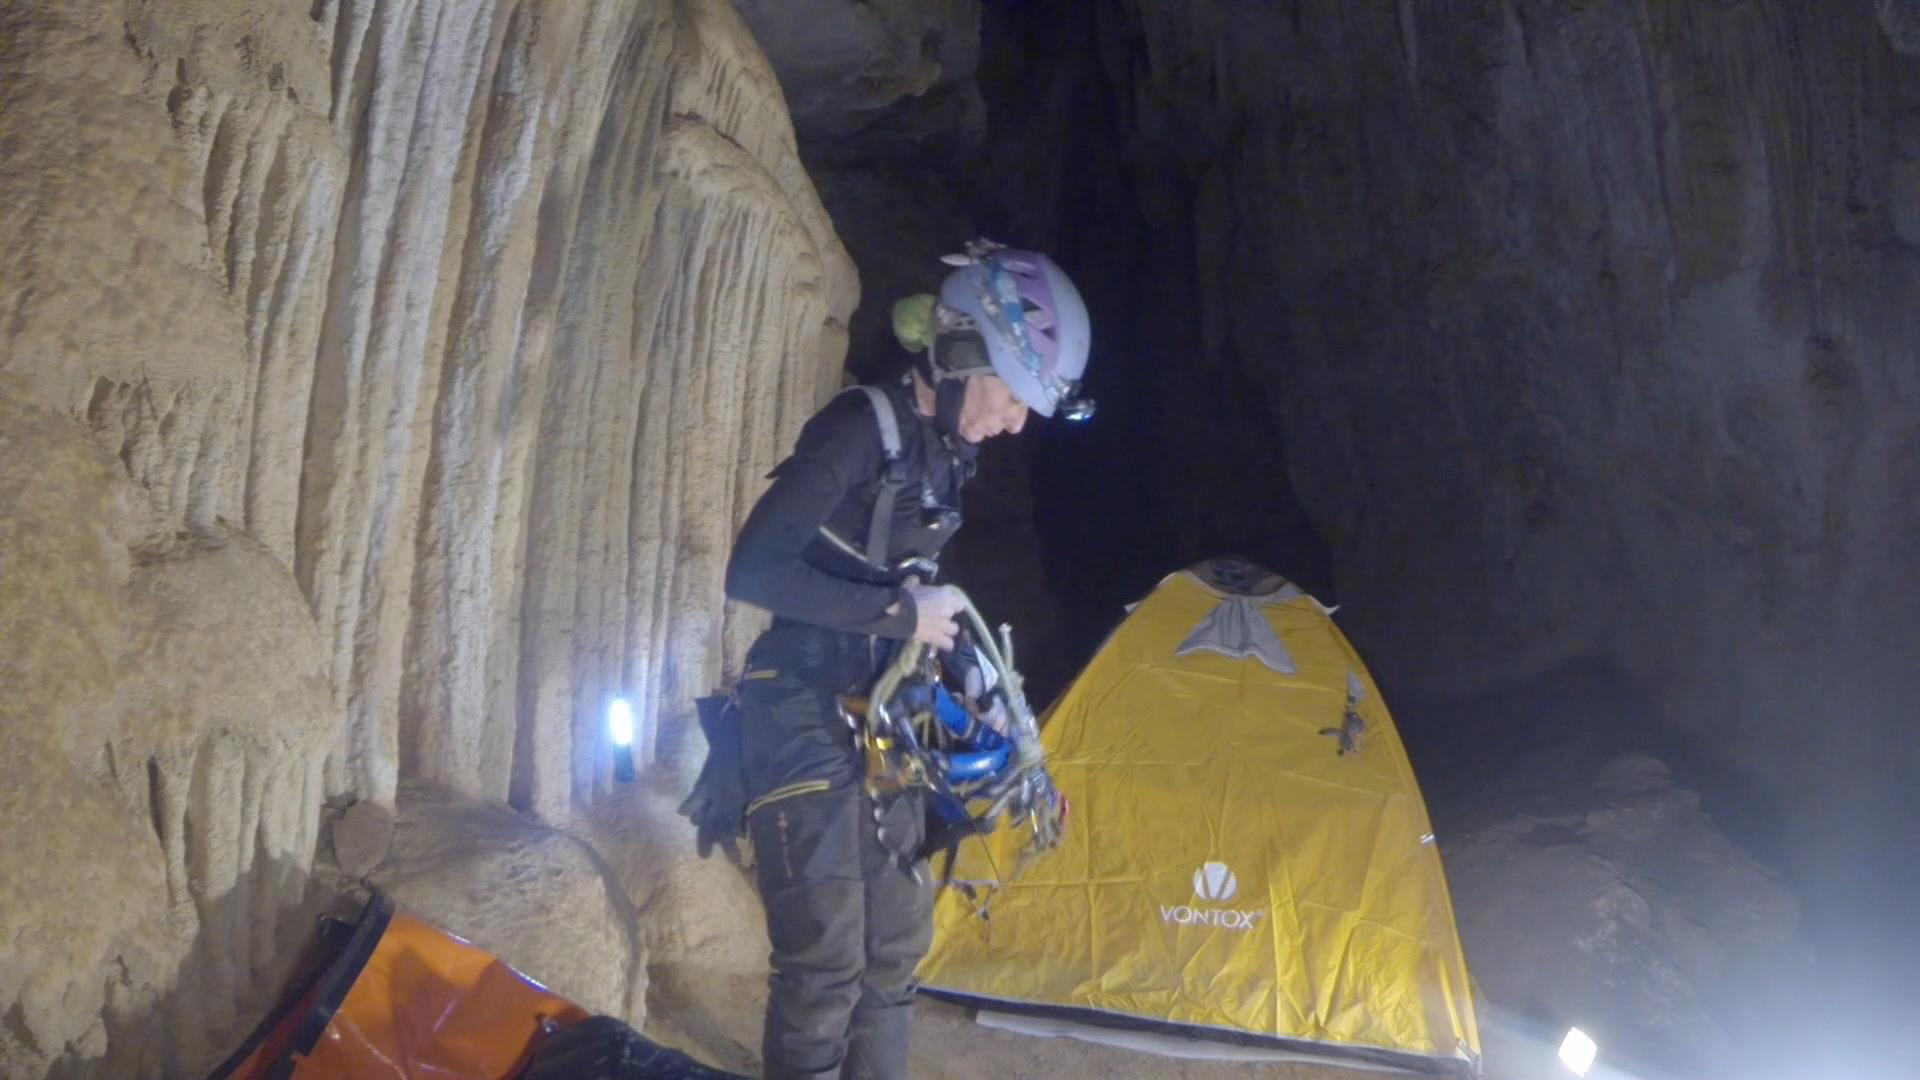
[608,698,636,748]
[609,697,636,781]
[1558,1027,1598,1077]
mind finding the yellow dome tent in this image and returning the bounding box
[917,558,1482,1076]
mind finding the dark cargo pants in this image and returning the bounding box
[740,665,932,1080]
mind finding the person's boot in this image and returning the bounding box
[840,1002,913,1080]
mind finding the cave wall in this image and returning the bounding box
[0,0,853,811]
[0,1,852,1074]
[731,0,980,142]
[1072,1,1920,866]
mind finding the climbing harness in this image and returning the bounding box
[819,383,963,578]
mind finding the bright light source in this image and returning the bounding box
[1558,1027,1598,1076]
[608,697,635,749]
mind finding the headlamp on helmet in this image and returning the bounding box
[932,238,1094,421]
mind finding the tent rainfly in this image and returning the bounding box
[917,557,1482,1077]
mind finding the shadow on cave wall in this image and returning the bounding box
[79,856,353,1080]
[1397,654,1787,858]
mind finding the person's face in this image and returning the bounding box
[957,375,1030,442]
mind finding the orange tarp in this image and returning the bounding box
[216,904,587,1080]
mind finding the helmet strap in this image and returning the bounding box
[909,345,973,442]
[934,377,968,438]
[914,325,1009,440]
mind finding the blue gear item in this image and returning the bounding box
[932,684,1010,784]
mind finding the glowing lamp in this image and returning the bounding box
[1558,1027,1597,1077]
[609,698,636,747]
[609,697,636,781]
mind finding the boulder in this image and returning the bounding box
[1444,752,1807,1080]
[363,781,646,1026]
[329,799,397,879]
[580,727,772,1075]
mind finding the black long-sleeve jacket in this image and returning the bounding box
[725,379,976,642]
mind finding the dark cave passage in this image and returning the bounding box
[764,2,1920,1077]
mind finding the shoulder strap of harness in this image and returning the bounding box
[851,384,910,571]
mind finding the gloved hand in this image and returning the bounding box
[676,693,747,864]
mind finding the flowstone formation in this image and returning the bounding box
[0,1,855,1075]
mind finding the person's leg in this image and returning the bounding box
[750,786,867,1080]
[738,663,869,1080]
[841,789,934,1080]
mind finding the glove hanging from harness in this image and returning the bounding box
[676,693,748,865]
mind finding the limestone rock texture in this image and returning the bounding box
[730,0,982,141]
[1443,752,1806,1080]
[583,767,771,1075]
[0,381,337,1078]
[365,781,645,1024]
[110,523,340,1074]
[1040,1,1920,880]
[0,383,165,1078]
[2,0,853,814]
[0,0,855,1075]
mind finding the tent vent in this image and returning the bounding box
[1176,595,1298,674]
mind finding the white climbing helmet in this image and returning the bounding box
[934,239,1094,420]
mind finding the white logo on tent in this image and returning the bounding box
[1193,861,1238,903]
[1161,862,1261,932]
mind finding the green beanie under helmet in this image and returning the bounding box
[891,292,937,353]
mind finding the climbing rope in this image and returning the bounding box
[852,590,1068,878]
